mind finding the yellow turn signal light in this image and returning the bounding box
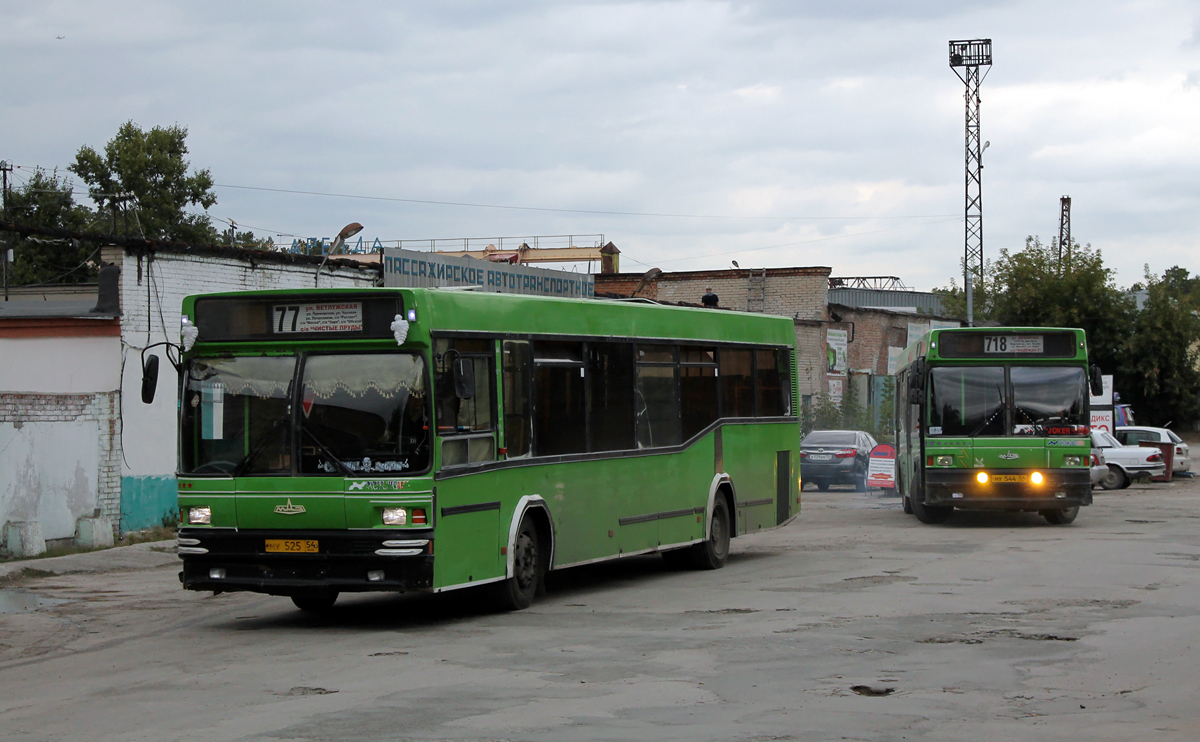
[1031,471,1044,485]
[976,472,989,484]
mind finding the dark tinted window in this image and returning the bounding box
[719,349,754,417]
[502,340,533,458]
[756,349,786,417]
[681,365,718,439]
[636,365,681,448]
[534,342,586,456]
[588,343,636,451]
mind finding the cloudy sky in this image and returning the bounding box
[3,1,1198,290]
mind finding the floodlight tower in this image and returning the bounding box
[949,39,992,326]
[1058,196,1071,271]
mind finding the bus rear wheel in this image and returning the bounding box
[495,516,542,611]
[1042,506,1079,525]
[910,494,952,524]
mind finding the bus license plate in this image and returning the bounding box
[991,474,1028,483]
[808,454,832,461]
[265,539,318,553]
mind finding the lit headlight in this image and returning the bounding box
[187,506,212,525]
[382,507,408,526]
[1031,471,1044,484]
[1064,455,1082,466]
[935,455,953,467]
[976,472,989,484]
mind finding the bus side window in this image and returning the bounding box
[588,342,636,452]
[719,349,754,417]
[680,345,718,439]
[434,338,496,467]
[755,348,786,417]
[533,341,587,456]
[502,340,533,458]
[636,345,682,449]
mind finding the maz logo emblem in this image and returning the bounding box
[274,499,306,515]
[999,452,1020,460]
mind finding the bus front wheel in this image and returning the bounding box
[690,497,731,570]
[495,516,543,611]
[910,494,952,524]
[1042,506,1079,525]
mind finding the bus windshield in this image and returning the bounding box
[928,366,1005,436]
[181,353,430,476]
[927,365,1087,437]
[1010,366,1086,434]
[182,356,296,475]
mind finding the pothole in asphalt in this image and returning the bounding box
[282,687,338,696]
[0,589,70,614]
[851,685,895,696]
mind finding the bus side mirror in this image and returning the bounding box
[1090,364,1103,397]
[453,358,475,399]
[908,359,925,395]
[141,354,160,404]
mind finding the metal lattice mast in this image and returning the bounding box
[949,39,991,326]
[1058,196,1071,272]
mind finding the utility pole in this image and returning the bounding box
[1,160,11,301]
[949,39,992,326]
[1058,196,1071,272]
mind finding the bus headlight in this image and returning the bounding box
[1031,471,1044,485]
[187,506,212,525]
[976,472,989,484]
[1064,456,1082,466]
[935,455,953,467]
[382,507,407,526]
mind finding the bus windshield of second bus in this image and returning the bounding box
[926,365,1088,438]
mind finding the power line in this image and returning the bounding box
[212,182,958,222]
[651,216,963,265]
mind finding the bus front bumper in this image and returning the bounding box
[177,529,434,596]
[924,469,1092,510]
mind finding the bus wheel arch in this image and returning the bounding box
[506,497,554,585]
[707,474,737,540]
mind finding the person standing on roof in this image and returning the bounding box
[701,286,719,308]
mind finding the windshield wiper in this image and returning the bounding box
[300,426,354,477]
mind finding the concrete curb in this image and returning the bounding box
[0,540,178,582]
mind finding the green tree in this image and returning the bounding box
[988,236,1135,376]
[932,257,998,323]
[1121,270,1200,427]
[70,121,219,244]
[5,168,97,285]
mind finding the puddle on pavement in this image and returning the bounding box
[0,589,70,614]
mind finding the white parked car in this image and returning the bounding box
[1089,448,1107,488]
[1091,430,1166,489]
[1115,426,1191,473]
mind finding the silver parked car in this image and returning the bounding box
[1115,426,1190,473]
[1091,430,1166,489]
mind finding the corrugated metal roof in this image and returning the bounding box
[827,287,944,314]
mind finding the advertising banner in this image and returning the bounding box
[382,247,594,298]
[1089,374,1114,407]
[828,378,843,403]
[826,329,848,377]
[867,443,896,490]
[1091,410,1114,434]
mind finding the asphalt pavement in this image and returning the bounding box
[0,476,1198,741]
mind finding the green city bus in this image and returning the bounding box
[893,327,1102,525]
[161,287,801,611]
